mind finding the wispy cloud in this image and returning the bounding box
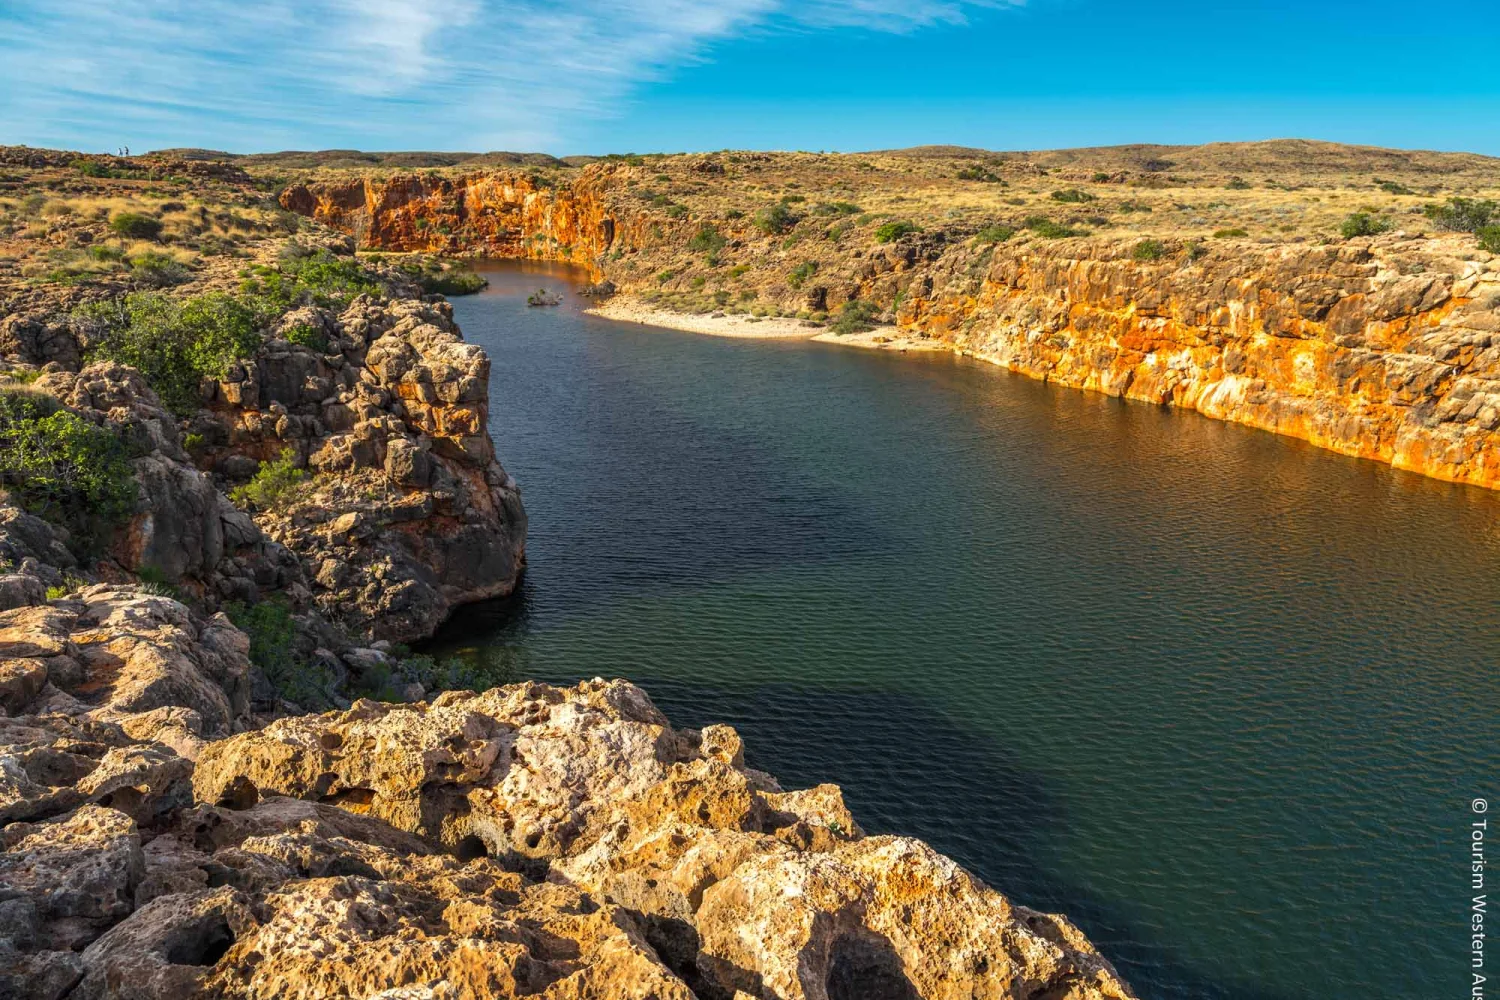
[0,0,1013,152]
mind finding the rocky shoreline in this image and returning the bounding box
[0,586,1134,1000]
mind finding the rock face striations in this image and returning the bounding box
[0,587,1136,1000]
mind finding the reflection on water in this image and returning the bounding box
[429,260,1499,1000]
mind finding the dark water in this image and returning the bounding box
[432,260,1499,1000]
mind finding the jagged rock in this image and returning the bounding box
[0,805,144,950]
[191,680,1134,1000]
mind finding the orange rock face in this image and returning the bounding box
[281,167,634,269]
[898,236,1500,488]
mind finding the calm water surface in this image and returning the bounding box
[431,261,1500,1000]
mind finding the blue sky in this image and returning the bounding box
[2,0,1497,156]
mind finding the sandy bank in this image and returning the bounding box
[586,296,954,358]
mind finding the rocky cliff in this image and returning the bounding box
[0,587,1135,1000]
[897,233,1500,488]
[282,160,1500,489]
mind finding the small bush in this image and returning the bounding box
[1131,239,1167,261]
[813,201,861,216]
[128,251,192,288]
[830,298,882,335]
[975,224,1016,244]
[225,597,331,706]
[956,165,1004,183]
[1025,216,1086,239]
[1479,226,1500,254]
[393,647,522,695]
[1377,179,1414,196]
[874,220,919,243]
[240,245,382,313]
[109,212,163,241]
[1424,197,1497,233]
[0,389,137,556]
[394,258,486,296]
[229,448,307,512]
[1225,177,1252,190]
[1050,189,1096,204]
[1213,228,1249,238]
[82,291,261,415]
[284,323,328,352]
[1340,212,1393,238]
[688,224,728,258]
[788,261,818,289]
[665,204,688,219]
[753,202,796,235]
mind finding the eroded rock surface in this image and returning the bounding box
[0,590,1133,999]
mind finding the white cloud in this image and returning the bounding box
[0,0,1015,152]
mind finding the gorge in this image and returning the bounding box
[280,148,1500,491]
[2,141,1499,1000]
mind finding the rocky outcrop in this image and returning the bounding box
[195,293,526,641]
[0,590,1134,1000]
[17,363,307,608]
[2,270,524,643]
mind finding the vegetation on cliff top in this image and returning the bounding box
[0,388,137,555]
[80,290,262,414]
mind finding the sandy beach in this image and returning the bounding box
[585,295,953,356]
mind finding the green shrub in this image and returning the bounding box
[128,251,192,288]
[1131,239,1167,261]
[1424,197,1497,233]
[1479,226,1500,254]
[956,165,1004,183]
[1378,179,1414,195]
[1025,216,1086,239]
[665,204,688,219]
[135,564,180,599]
[392,647,522,695]
[1225,177,1252,190]
[830,298,882,335]
[975,224,1016,244]
[225,597,331,706]
[82,291,261,415]
[230,449,308,512]
[1213,228,1249,238]
[109,212,163,240]
[1340,212,1393,238]
[0,389,137,556]
[240,245,382,314]
[753,202,796,235]
[874,220,919,243]
[1050,189,1096,204]
[813,201,861,216]
[1092,172,1112,183]
[393,258,486,296]
[788,261,818,289]
[688,224,728,259]
[284,323,328,352]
